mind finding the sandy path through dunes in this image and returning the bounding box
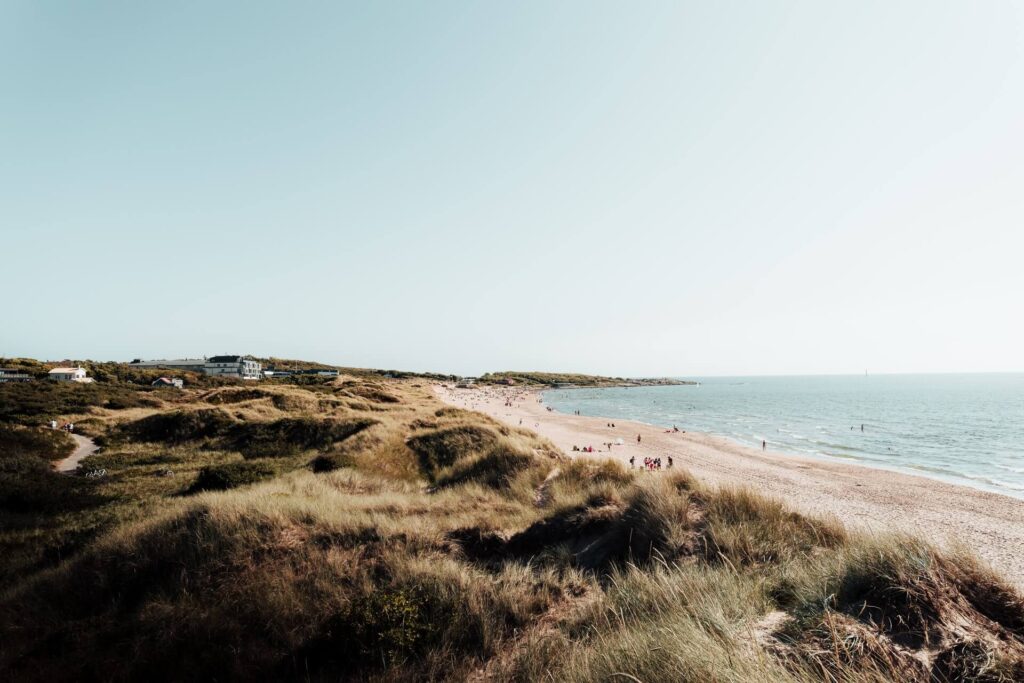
[54,434,99,473]
[435,384,1024,588]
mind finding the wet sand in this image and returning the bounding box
[435,384,1024,588]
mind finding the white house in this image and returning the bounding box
[48,367,90,383]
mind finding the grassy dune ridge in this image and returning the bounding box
[1,368,1022,681]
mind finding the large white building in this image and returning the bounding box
[204,356,262,380]
[129,356,262,380]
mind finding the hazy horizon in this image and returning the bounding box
[5,352,1024,381]
[4,2,1023,377]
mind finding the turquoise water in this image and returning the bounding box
[542,374,1024,499]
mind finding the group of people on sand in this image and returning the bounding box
[573,445,597,453]
[629,455,672,471]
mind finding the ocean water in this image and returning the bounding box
[542,374,1024,499]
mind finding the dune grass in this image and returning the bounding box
[0,368,1022,682]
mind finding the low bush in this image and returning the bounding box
[309,452,356,473]
[201,388,271,405]
[123,409,236,444]
[0,382,154,424]
[229,417,378,458]
[0,454,104,514]
[0,424,74,461]
[187,461,277,493]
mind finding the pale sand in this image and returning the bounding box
[53,434,99,473]
[435,384,1024,588]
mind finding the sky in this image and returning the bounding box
[3,1,1023,377]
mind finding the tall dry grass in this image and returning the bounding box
[1,372,1023,682]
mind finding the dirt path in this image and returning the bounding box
[54,434,99,473]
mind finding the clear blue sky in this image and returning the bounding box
[3,1,1023,376]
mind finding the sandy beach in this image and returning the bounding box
[435,384,1024,588]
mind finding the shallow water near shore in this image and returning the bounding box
[543,373,1024,499]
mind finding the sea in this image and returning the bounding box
[541,373,1024,500]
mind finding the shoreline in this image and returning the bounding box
[543,387,1024,504]
[434,384,1024,588]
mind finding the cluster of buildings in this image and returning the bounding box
[0,355,342,386]
[130,356,340,381]
[0,367,93,383]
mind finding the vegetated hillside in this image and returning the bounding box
[479,371,693,386]
[0,365,1022,682]
[258,356,455,382]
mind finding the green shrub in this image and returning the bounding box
[0,382,154,424]
[230,417,378,458]
[0,452,105,514]
[0,424,74,461]
[123,409,236,444]
[201,388,271,405]
[309,452,356,473]
[187,462,277,493]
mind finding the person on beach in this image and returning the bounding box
[629,456,635,468]
[637,434,641,444]
[762,440,766,451]
[667,456,673,469]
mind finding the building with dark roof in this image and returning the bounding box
[0,368,33,383]
[203,356,262,380]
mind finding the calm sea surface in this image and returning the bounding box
[542,374,1024,499]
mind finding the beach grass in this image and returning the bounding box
[0,367,1022,681]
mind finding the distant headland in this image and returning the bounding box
[476,371,696,387]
